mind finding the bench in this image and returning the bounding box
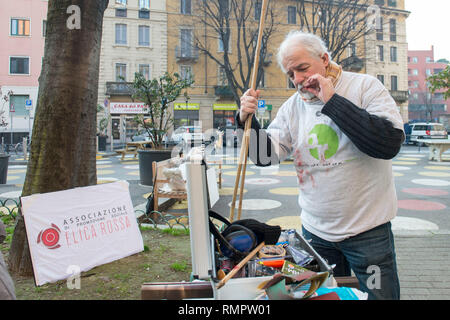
[152,158,222,212]
[115,148,138,161]
[416,138,450,161]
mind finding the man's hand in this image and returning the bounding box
[239,89,260,124]
[304,74,335,104]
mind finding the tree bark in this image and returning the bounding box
[8,0,109,276]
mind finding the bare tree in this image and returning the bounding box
[193,0,277,106]
[295,0,374,65]
[8,0,109,275]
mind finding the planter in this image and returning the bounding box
[138,148,174,186]
[98,135,107,152]
[0,154,10,184]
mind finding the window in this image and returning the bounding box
[434,92,444,100]
[288,6,296,24]
[254,1,262,20]
[11,18,30,36]
[390,46,397,62]
[391,75,398,91]
[115,8,127,17]
[389,19,396,41]
[180,29,193,55]
[181,0,191,14]
[434,68,444,74]
[412,57,418,63]
[414,81,419,88]
[180,65,193,81]
[10,57,30,74]
[388,0,397,7]
[426,57,433,63]
[116,0,127,5]
[348,43,356,57]
[376,17,383,40]
[115,24,127,45]
[426,69,432,76]
[42,20,47,37]
[10,95,30,117]
[115,63,126,82]
[218,30,230,52]
[138,25,150,46]
[139,64,150,80]
[139,0,149,9]
[413,69,418,75]
[377,74,385,85]
[218,66,228,85]
[377,45,384,62]
[139,0,150,19]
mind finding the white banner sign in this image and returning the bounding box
[21,181,144,286]
[110,102,149,114]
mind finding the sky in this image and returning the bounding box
[405,0,450,60]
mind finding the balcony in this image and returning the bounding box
[390,90,408,103]
[175,46,199,63]
[340,55,364,72]
[106,82,132,96]
[214,85,234,99]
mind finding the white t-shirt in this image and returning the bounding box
[266,71,404,242]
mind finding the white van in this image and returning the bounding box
[409,122,448,144]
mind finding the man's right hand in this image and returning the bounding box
[239,89,260,124]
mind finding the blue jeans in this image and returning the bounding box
[302,222,400,300]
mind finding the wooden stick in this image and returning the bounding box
[216,241,265,290]
[229,0,269,222]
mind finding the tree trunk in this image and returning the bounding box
[8,0,109,276]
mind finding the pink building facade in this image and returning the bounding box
[0,0,47,143]
[408,46,450,126]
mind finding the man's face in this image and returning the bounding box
[283,45,329,93]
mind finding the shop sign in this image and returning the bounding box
[213,104,238,111]
[174,103,200,111]
[21,181,144,286]
[110,102,149,114]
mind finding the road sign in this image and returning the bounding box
[257,100,265,109]
[25,99,33,110]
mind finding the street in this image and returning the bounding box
[1,144,449,233]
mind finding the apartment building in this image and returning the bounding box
[98,0,168,146]
[365,0,409,123]
[0,0,47,144]
[165,0,410,133]
[408,47,449,124]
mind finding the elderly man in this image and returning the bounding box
[238,31,404,300]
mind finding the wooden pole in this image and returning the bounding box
[229,0,269,222]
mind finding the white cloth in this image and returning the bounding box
[266,71,404,242]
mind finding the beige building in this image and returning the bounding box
[165,0,410,133]
[98,0,168,146]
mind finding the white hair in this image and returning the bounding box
[277,30,331,73]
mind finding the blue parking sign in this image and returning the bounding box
[26,99,32,106]
[258,100,265,109]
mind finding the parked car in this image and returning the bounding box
[171,126,205,146]
[409,122,448,145]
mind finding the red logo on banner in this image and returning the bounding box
[37,224,61,249]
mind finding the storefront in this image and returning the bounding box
[109,101,148,145]
[212,103,238,128]
[173,103,200,129]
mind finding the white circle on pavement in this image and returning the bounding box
[0,191,22,198]
[398,153,426,158]
[97,177,118,182]
[228,199,282,211]
[124,165,139,170]
[411,179,450,187]
[391,216,439,231]
[392,166,411,171]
